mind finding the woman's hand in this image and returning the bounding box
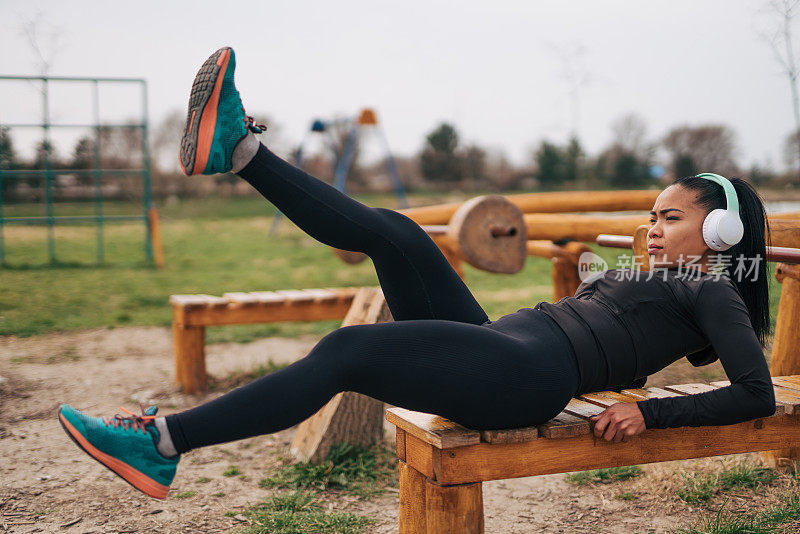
[589,402,646,442]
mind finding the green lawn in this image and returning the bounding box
[0,195,781,341]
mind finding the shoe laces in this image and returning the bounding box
[241,107,267,134]
[102,403,156,435]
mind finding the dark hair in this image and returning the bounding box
[671,175,772,347]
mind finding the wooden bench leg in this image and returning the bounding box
[172,322,206,394]
[425,477,484,534]
[399,460,427,533]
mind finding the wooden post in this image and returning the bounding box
[399,460,428,534]
[552,241,593,301]
[425,478,484,534]
[148,206,165,269]
[173,322,206,394]
[633,225,651,272]
[289,286,394,463]
[763,263,800,468]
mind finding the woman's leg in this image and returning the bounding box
[236,141,489,325]
[165,315,579,453]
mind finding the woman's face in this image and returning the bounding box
[647,184,713,272]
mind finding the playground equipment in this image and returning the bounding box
[269,109,409,235]
[0,75,162,267]
[385,223,800,533]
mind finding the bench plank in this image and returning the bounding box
[479,426,538,444]
[193,294,229,307]
[620,387,684,400]
[563,398,605,419]
[537,412,590,439]
[385,407,481,449]
[299,289,342,302]
[580,390,639,407]
[246,291,291,304]
[223,292,260,305]
[274,289,320,303]
[170,295,214,307]
[711,380,792,416]
[771,376,800,392]
[663,383,720,395]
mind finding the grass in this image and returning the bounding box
[676,459,778,505]
[7,194,778,341]
[173,490,196,499]
[259,442,398,499]
[678,491,800,533]
[565,465,644,485]
[0,193,567,338]
[229,490,374,534]
[223,465,242,477]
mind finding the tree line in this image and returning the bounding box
[0,111,797,201]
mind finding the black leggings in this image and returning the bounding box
[164,144,580,454]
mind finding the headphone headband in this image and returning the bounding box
[695,172,739,214]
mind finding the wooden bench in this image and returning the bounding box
[385,376,800,533]
[170,286,367,393]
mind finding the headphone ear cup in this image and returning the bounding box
[719,212,744,246]
[703,209,732,251]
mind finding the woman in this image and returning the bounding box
[57,47,776,500]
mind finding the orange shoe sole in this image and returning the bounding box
[179,47,232,175]
[58,409,170,500]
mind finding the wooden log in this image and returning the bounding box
[425,478,484,534]
[552,241,594,301]
[399,460,428,534]
[525,213,649,242]
[600,233,800,262]
[533,213,800,247]
[763,263,800,468]
[289,286,394,463]
[398,190,660,225]
[633,224,650,271]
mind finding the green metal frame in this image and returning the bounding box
[0,75,153,265]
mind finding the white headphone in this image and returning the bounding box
[696,172,744,252]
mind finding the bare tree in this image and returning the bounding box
[545,41,593,140]
[662,125,739,176]
[756,0,800,178]
[611,112,649,160]
[19,12,65,77]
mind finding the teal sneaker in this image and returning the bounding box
[57,403,180,499]
[179,46,265,176]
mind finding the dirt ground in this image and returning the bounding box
[0,326,795,533]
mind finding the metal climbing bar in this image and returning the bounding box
[0,75,153,266]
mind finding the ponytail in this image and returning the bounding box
[672,175,772,347]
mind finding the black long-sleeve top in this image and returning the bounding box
[535,267,776,429]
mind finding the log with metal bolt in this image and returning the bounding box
[330,187,800,302]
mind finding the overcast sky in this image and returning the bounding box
[1,0,798,173]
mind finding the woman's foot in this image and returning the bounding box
[179,46,265,176]
[57,404,180,499]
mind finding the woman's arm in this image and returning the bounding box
[634,276,775,429]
